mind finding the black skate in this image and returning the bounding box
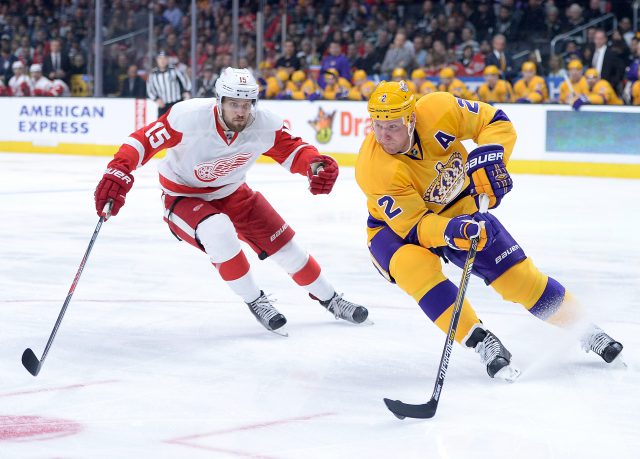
[320,293,369,324]
[465,325,521,381]
[581,325,623,363]
[246,291,287,333]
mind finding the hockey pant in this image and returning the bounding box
[368,215,579,344]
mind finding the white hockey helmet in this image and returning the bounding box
[215,67,259,130]
[215,67,259,102]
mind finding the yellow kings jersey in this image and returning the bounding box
[323,77,352,100]
[348,80,376,101]
[632,80,640,105]
[558,77,589,104]
[416,80,437,98]
[438,78,473,99]
[355,92,516,248]
[285,79,318,100]
[513,75,548,103]
[476,79,514,103]
[586,80,623,105]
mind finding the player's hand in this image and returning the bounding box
[466,144,512,209]
[94,165,134,217]
[156,98,165,108]
[307,155,339,195]
[444,213,498,251]
[572,95,590,111]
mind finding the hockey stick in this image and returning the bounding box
[22,201,113,376]
[383,194,490,419]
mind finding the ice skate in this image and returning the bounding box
[320,293,369,324]
[246,291,287,335]
[465,325,521,382]
[581,325,623,364]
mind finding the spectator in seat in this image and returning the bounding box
[42,39,70,84]
[484,34,515,81]
[0,34,19,83]
[589,29,626,94]
[319,41,351,87]
[120,65,147,99]
[381,32,414,78]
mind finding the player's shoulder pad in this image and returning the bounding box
[355,133,406,193]
[251,106,286,132]
[166,97,215,130]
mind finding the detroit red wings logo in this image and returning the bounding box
[194,153,253,182]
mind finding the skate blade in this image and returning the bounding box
[494,364,522,383]
[609,353,627,369]
[357,318,375,326]
[269,327,288,337]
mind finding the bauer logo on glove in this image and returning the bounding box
[465,144,512,209]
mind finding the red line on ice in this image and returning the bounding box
[0,380,118,398]
[165,412,335,458]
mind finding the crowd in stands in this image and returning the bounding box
[1,0,639,106]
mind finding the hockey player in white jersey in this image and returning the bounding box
[30,64,53,96]
[8,61,33,96]
[94,67,368,333]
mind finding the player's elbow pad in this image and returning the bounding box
[415,213,450,248]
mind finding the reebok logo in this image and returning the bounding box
[105,167,132,184]
[465,152,503,173]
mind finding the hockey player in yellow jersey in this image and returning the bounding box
[558,59,589,105]
[322,68,351,100]
[411,68,437,99]
[348,69,376,101]
[438,67,473,99]
[355,81,623,379]
[284,70,320,100]
[632,68,640,105]
[476,65,513,103]
[513,61,548,103]
[573,68,623,109]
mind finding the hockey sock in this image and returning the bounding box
[491,258,583,326]
[390,244,481,343]
[213,251,261,303]
[270,239,335,301]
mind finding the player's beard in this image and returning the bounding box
[227,118,248,132]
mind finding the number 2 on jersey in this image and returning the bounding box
[378,195,402,219]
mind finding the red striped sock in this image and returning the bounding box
[214,251,251,281]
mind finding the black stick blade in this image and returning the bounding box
[22,348,42,376]
[383,398,438,420]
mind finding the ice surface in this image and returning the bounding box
[0,153,638,458]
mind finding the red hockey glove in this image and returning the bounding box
[307,155,339,195]
[94,166,134,217]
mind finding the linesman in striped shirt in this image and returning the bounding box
[147,51,192,116]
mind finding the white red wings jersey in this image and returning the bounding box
[33,76,53,96]
[109,97,319,200]
[8,74,33,96]
[51,78,70,96]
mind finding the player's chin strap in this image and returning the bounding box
[398,118,417,155]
